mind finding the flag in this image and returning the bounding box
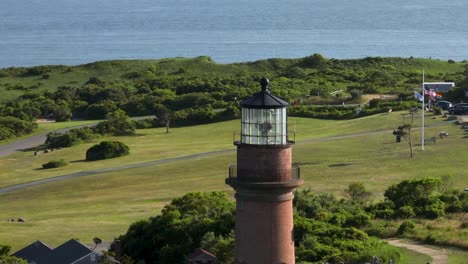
[424,85,437,101]
[414,91,423,101]
[424,89,436,101]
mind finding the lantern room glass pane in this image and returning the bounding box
[241,108,287,145]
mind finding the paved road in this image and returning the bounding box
[0,133,50,157]
[387,239,448,264]
[0,116,154,158]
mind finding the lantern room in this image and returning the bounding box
[239,78,289,145]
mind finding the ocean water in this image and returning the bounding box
[1,0,468,67]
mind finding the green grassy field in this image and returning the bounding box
[398,247,432,264]
[448,248,468,264]
[0,111,467,261]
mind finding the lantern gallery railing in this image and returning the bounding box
[232,130,296,145]
[228,164,301,180]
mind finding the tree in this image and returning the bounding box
[118,192,235,264]
[94,110,135,136]
[154,105,172,133]
[384,177,446,218]
[393,124,414,158]
[99,251,134,264]
[200,232,234,264]
[86,100,118,120]
[344,182,371,203]
[0,245,27,264]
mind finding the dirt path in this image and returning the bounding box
[387,239,448,264]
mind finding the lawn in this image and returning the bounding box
[0,112,423,188]
[0,111,466,260]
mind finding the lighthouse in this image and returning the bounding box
[226,78,303,264]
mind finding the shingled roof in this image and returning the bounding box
[187,248,217,264]
[12,239,113,264]
[12,240,53,263]
[37,239,101,264]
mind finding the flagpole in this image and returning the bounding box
[422,70,425,150]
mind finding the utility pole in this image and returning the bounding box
[422,70,425,150]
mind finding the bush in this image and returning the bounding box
[86,141,129,161]
[45,127,97,148]
[424,234,437,244]
[369,200,395,219]
[42,159,67,169]
[397,220,416,235]
[0,116,37,140]
[365,222,398,238]
[433,107,442,115]
[440,192,463,213]
[395,205,416,219]
[422,199,446,219]
[94,110,135,136]
[45,132,78,148]
[133,118,158,129]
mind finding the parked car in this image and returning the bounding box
[434,100,452,110]
[448,103,468,115]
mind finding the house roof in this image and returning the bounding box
[424,82,455,93]
[12,240,53,263]
[188,248,217,261]
[240,78,289,109]
[36,239,103,264]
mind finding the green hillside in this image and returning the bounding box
[0,55,466,103]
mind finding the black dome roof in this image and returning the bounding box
[239,78,289,109]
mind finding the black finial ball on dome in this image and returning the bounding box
[260,77,269,90]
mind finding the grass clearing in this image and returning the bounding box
[448,248,468,264]
[398,247,432,264]
[0,111,466,252]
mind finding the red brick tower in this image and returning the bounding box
[226,78,303,264]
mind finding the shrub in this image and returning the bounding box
[86,141,129,161]
[94,110,135,136]
[369,200,395,219]
[422,199,446,219]
[368,98,381,108]
[345,211,371,228]
[440,192,463,213]
[397,220,416,235]
[365,222,398,238]
[45,128,97,148]
[86,100,118,120]
[133,118,158,129]
[424,234,437,244]
[433,107,442,115]
[0,116,37,140]
[384,177,443,218]
[395,205,416,219]
[45,132,78,148]
[42,159,67,169]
